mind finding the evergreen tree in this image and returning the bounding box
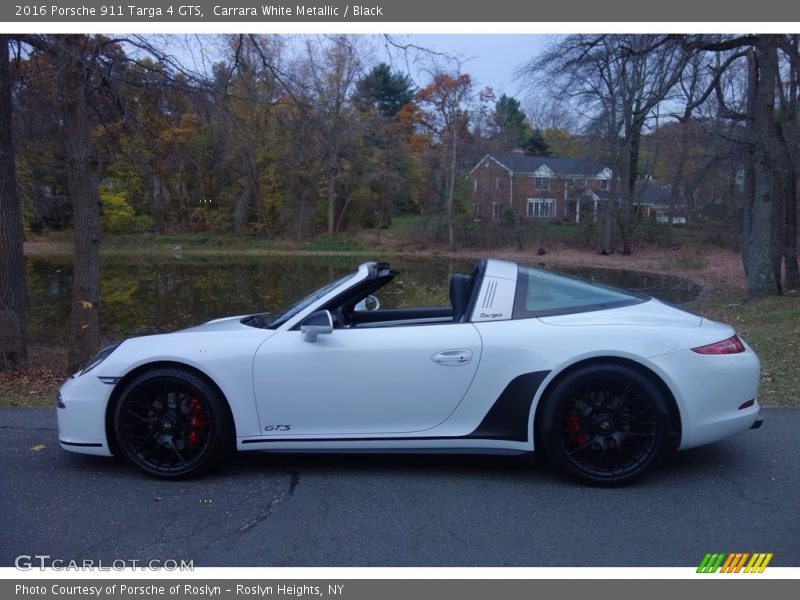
[353,63,415,117]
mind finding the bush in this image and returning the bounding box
[101,190,153,233]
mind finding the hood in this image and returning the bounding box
[537,298,703,327]
[178,315,252,333]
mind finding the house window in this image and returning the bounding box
[565,177,574,188]
[600,179,609,191]
[535,177,550,191]
[492,202,502,221]
[495,177,502,190]
[527,199,555,218]
[473,179,479,192]
[473,203,482,220]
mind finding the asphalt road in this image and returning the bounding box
[1,407,798,567]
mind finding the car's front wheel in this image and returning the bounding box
[537,363,671,486]
[113,368,232,479]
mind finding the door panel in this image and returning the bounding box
[253,323,482,436]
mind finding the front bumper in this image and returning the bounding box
[56,373,115,456]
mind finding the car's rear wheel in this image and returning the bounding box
[537,364,671,486]
[113,368,232,479]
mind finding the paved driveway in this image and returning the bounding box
[1,407,797,567]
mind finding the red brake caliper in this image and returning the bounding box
[186,398,205,447]
[565,409,588,446]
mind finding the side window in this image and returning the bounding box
[513,266,645,318]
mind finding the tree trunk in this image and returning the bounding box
[741,51,757,278]
[745,38,781,298]
[667,121,691,245]
[602,166,617,254]
[781,48,800,288]
[771,175,784,294]
[58,35,101,372]
[0,35,29,371]
[447,125,457,252]
[786,169,800,288]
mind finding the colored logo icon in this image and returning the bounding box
[697,553,773,573]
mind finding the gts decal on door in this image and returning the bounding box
[265,424,292,432]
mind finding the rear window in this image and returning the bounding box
[513,267,647,319]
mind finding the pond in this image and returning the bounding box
[27,255,702,344]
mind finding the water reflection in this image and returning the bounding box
[27,255,701,344]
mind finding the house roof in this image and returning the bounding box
[577,180,684,207]
[486,153,609,178]
[636,180,674,205]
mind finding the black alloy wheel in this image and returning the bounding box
[113,368,232,479]
[537,364,671,486]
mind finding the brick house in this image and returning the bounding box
[568,178,688,224]
[468,153,612,223]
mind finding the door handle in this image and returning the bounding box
[432,349,473,366]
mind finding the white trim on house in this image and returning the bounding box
[531,165,555,178]
[526,198,556,218]
[468,154,514,176]
[492,202,502,221]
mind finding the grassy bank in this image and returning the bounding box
[23,231,374,257]
[692,293,800,407]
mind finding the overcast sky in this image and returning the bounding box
[149,33,554,107]
[401,34,553,97]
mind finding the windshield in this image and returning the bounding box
[261,271,356,329]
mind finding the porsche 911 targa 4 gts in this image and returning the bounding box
[57,259,762,485]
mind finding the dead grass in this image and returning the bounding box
[0,345,67,407]
[693,292,800,407]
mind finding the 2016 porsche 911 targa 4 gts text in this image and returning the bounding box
[57,259,763,485]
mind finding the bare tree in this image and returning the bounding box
[303,36,363,236]
[56,35,103,370]
[526,35,690,255]
[416,72,474,252]
[682,34,796,297]
[776,36,800,289]
[0,35,28,370]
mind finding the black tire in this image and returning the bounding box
[113,368,233,479]
[536,363,671,486]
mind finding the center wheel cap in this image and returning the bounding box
[160,416,177,433]
[595,415,614,433]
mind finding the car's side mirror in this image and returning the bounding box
[301,310,334,343]
[354,295,380,312]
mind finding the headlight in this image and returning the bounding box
[81,342,122,375]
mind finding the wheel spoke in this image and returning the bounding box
[566,438,599,457]
[168,440,188,466]
[125,411,155,426]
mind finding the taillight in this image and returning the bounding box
[692,335,745,355]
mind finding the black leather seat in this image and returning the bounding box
[449,274,474,322]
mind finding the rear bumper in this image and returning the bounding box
[648,347,761,450]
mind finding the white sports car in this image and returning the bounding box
[57,259,762,485]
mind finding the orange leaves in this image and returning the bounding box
[415,73,473,104]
